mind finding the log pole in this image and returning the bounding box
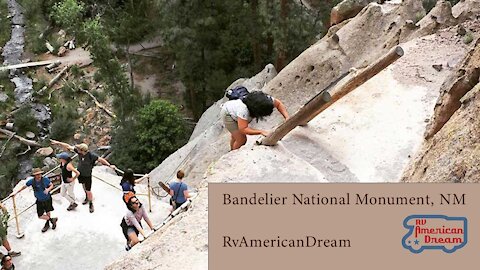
[259,46,404,146]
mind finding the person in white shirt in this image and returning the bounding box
[222,91,289,150]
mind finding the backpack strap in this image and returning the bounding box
[173,182,183,202]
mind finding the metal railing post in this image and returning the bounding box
[11,195,24,238]
[147,176,152,213]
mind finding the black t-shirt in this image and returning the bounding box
[74,148,99,177]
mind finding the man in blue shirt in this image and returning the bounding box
[11,168,58,233]
[168,170,191,212]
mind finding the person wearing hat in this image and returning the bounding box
[11,168,58,233]
[57,152,80,211]
[120,192,155,251]
[50,140,116,213]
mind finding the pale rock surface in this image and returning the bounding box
[106,1,475,269]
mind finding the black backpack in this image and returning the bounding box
[225,86,249,101]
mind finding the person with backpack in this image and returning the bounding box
[120,169,148,203]
[57,152,80,211]
[50,141,116,213]
[0,204,20,258]
[222,87,289,150]
[121,192,155,251]
[11,168,58,233]
[168,170,190,211]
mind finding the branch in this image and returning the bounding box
[0,128,41,148]
[79,88,116,118]
[16,145,31,156]
[38,65,71,95]
[0,131,15,158]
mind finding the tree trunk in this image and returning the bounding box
[0,128,41,148]
[126,42,135,90]
[275,0,289,71]
[250,0,261,70]
[266,0,274,59]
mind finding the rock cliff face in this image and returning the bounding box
[106,0,480,269]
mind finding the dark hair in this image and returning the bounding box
[177,170,185,179]
[126,196,142,213]
[243,91,274,120]
[121,169,135,186]
[1,255,11,265]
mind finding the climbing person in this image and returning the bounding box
[0,204,20,258]
[10,168,58,233]
[222,90,289,150]
[121,192,155,251]
[1,254,14,270]
[50,140,116,213]
[168,170,190,212]
[57,152,80,211]
[120,169,148,203]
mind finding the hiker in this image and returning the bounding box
[11,168,58,233]
[57,152,80,211]
[50,141,116,213]
[168,170,190,212]
[120,169,148,203]
[1,254,14,270]
[121,192,155,251]
[0,204,20,258]
[222,90,289,150]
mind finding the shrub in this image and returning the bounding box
[13,106,39,136]
[50,104,79,141]
[111,99,190,172]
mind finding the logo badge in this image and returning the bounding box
[402,215,467,253]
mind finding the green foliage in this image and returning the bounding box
[13,106,39,136]
[159,0,322,119]
[70,64,84,77]
[102,0,156,45]
[18,0,53,55]
[0,144,20,197]
[91,89,107,103]
[111,99,189,172]
[50,0,85,33]
[50,103,79,141]
[0,0,10,48]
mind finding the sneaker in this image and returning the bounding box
[8,251,21,257]
[50,217,58,230]
[89,202,94,213]
[67,202,78,211]
[41,221,50,233]
[82,198,88,205]
[125,243,131,251]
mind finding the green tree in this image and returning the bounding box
[111,100,189,172]
[50,0,85,33]
[158,0,321,119]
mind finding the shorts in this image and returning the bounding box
[78,175,92,191]
[170,198,186,210]
[36,197,54,217]
[223,113,238,132]
[120,219,140,240]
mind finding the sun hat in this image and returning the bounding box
[75,143,88,152]
[31,168,44,176]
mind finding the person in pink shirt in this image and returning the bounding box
[120,192,155,251]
